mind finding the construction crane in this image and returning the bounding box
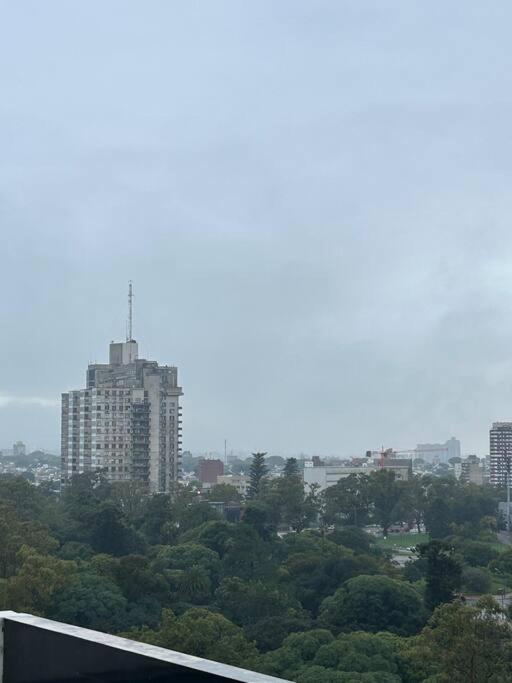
[365,447,412,468]
[366,446,449,469]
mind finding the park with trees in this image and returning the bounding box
[0,455,512,681]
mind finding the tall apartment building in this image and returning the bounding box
[490,422,512,486]
[61,338,183,492]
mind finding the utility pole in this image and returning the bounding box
[224,439,227,466]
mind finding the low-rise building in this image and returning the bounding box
[303,464,374,492]
[303,458,412,492]
[216,474,250,496]
[373,458,412,481]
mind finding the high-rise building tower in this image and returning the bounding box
[61,288,183,492]
[489,422,512,486]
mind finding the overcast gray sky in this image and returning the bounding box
[2,2,512,456]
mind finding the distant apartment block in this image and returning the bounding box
[12,441,26,457]
[459,455,485,485]
[61,337,183,493]
[416,436,461,463]
[490,422,512,486]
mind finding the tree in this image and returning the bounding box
[50,571,128,632]
[396,476,429,533]
[175,501,221,534]
[206,483,241,503]
[88,503,145,556]
[452,539,498,567]
[153,543,221,585]
[0,504,58,578]
[244,614,312,652]
[136,493,177,545]
[221,523,275,580]
[109,480,147,525]
[318,575,427,636]
[368,470,403,535]
[178,565,212,603]
[248,452,268,498]
[327,526,374,554]
[490,547,512,574]
[424,497,452,539]
[242,501,277,540]
[323,473,371,527]
[260,630,335,679]
[126,608,259,669]
[0,476,47,521]
[418,540,462,609]
[113,555,169,603]
[283,532,364,613]
[259,475,315,532]
[418,597,512,682]
[283,457,300,478]
[313,631,403,679]
[0,546,74,615]
[180,520,237,558]
[461,567,491,594]
[215,577,302,626]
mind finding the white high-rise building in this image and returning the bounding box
[61,336,183,493]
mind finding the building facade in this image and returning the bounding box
[303,464,372,492]
[198,459,224,485]
[61,339,183,492]
[489,422,512,487]
[303,460,412,492]
[216,474,250,496]
[459,455,485,486]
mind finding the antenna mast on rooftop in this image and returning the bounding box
[128,281,133,341]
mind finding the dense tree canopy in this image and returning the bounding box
[318,575,427,636]
[0,468,508,682]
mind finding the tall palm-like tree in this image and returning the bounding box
[248,452,268,498]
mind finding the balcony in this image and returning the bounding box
[0,611,290,682]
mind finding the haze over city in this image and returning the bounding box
[3,2,512,455]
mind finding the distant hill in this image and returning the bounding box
[2,450,60,467]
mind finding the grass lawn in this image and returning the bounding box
[376,532,430,549]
